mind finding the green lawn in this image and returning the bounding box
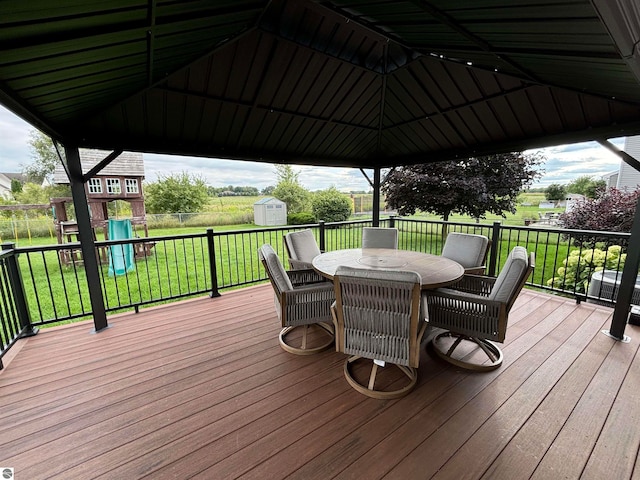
[3,192,575,328]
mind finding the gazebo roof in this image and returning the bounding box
[1,0,640,168]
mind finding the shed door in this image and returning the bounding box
[265,205,277,224]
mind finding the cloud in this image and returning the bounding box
[0,105,33,170]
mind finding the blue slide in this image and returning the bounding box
[108,219,135,276]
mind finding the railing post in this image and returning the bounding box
[1,242,38,337]
[207,228,221,298]
[319,221,326,251]
[488,221,501,277]
[389,214,396,228]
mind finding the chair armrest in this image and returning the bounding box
[449,274,496,296]
[423,287,506,341]
[463,265,487,275]
[288,258,314,270]
[282,282,336,325]
[288,268,327,286]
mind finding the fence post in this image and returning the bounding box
[206,229,221,298]
[1,242,38,337]
[389,215,396,228]
[488,221,501,277]
[319,221,326,251]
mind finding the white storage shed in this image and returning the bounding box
[254,197,287,226]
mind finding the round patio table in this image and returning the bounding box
[312,248,464,289]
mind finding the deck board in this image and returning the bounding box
[1,284,638,480]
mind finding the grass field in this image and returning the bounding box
[1,192,561,247]
[1,192,572,329]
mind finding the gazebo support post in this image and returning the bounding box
[63,144,108,332]
[372,167,381,227]
[605,196,640,342]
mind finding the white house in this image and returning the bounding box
[0,172,28,199]
[253,197,287,226]
[604,135,640,190]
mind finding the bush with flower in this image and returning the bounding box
[547,245,626,293]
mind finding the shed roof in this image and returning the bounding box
[1,0,640,169]
[254,197,285,205]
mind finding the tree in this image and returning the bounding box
[566,175,606,198]
[11,178,23,195]
[23,130,59,183]
[13,182,70,205]
[559,187,640,245]
[382,152,543,221]
[312,187,352,222]
[272,165,311,214]
[545,183,566,201]
[144,172,209,213]
[262,185,275,195]
[584,179,606,199]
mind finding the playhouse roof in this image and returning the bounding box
[53,150,144,184]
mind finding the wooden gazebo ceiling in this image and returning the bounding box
[1,0,640,168]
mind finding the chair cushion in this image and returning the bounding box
[286,229,321,262]
[489,246,529,304]
[362,227,398,249]
[441,232,489,268]
[260,244,293,292]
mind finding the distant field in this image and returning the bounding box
[1,192,563,246]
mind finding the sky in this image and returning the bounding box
[0,104,627,191]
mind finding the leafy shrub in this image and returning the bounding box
[311,187,352,223]
[559,188,640,245]
[546,245,626,293]
[287,212,316,225]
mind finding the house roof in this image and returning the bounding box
[2,1,640,169]
[52,149,144,184]
[0,172,28,183]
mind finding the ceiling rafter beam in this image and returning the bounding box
[76,26,259,132]
[376,43,389,152]
[408,1,541,84]
[156,86,379,131]
[146,0,157,86]
[387,84,532,130]
[258,28,384,75]
[415,45,622,61]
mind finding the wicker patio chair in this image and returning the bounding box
[361,227,398,249]
[441,232,491,275]
[259,244,335,355]
[331,266,427,399]
[283,228,325,275]
[424,246,534,371]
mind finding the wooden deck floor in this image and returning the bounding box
[1,284,639,479]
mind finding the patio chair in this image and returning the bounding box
[361,227,398,249]
[331,266,427,399]
[258,244,335,355]
[284,228,322,270]
[424,246,534,371]
[441,232,490,275]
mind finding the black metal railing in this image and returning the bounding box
[0,243,37,369]
[1,217,635,362]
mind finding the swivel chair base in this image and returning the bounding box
[432,332,503,371]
